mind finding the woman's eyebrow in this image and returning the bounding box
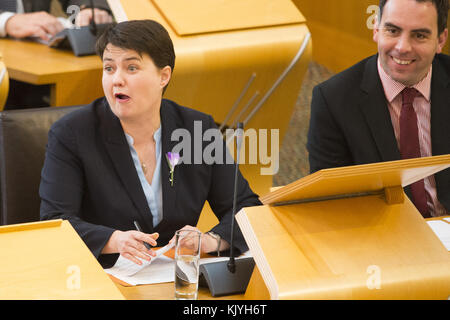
[102,56,142,62]
[123,56,142,62]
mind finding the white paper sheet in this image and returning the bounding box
[108,242,175,277]
[199,250,252,265]
[427,220,450,251]
[104,250,252,286]
[104,254,175,286]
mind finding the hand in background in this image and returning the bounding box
[76,8,112,27]
[5,11,64,41]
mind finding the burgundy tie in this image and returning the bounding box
[399,87,430,218]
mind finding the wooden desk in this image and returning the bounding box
[115,282,244,300]
[113,215,450,300]
[110,250,245,300]
[0,39,104,106]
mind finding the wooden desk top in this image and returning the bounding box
[110,249,246,300]
[115,282,244,300]
[0,38,101,85]
[111,215,449,300]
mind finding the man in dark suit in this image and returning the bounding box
[0,0,112,41]
[307,0,449,217]
[0,0,112,109]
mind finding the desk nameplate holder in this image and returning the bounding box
[236,155,450,299]
[49,24,111,56]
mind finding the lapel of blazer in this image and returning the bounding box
[430,55,450,156]
[99,99,154,231]
[359,55,401,162]
[430,55,450,206]
[156,99,182,231]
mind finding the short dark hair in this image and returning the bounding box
[379,0,449,35]
[96,19,176,72]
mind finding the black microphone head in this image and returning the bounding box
[89,23,97,35]
[89,0,97,35]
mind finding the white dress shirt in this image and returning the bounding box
[0,0,24,37]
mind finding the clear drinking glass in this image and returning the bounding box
[174,229,202,300]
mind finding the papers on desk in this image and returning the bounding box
[109,242,175,277]
[104,243,175,286]
[199,250,253,265]
[104,249,252,286]
[105,254,175,286]
[427,220,450,251]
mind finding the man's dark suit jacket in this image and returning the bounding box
[40,98,261,268]
[307,54,450,212]
[0,0,110,14]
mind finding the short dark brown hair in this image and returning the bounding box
[96,19,176,72]
[379,0,449,35]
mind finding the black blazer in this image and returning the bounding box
[307,54,450,211]
[40,98,261,268]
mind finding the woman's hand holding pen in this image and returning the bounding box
[102,230,159,265]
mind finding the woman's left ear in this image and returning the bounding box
[160,66,172,88]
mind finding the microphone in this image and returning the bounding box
[62,0,103,56]
[49,0,112,56]
[227,122,244,273]
[198,122,255,297]
[89,0,97,36]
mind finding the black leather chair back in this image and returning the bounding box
[0,106,81,225]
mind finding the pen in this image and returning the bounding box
[133,220,152,250]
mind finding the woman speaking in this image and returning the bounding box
[39,20,260,268]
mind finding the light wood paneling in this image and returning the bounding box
[293,0,378,72]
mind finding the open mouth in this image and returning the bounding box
[114,93,130,101]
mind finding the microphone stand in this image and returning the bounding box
[227,122,244,273]
[89,0,97,36]
[198,122,255,297]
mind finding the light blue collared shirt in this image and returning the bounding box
[125,127,163,227]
